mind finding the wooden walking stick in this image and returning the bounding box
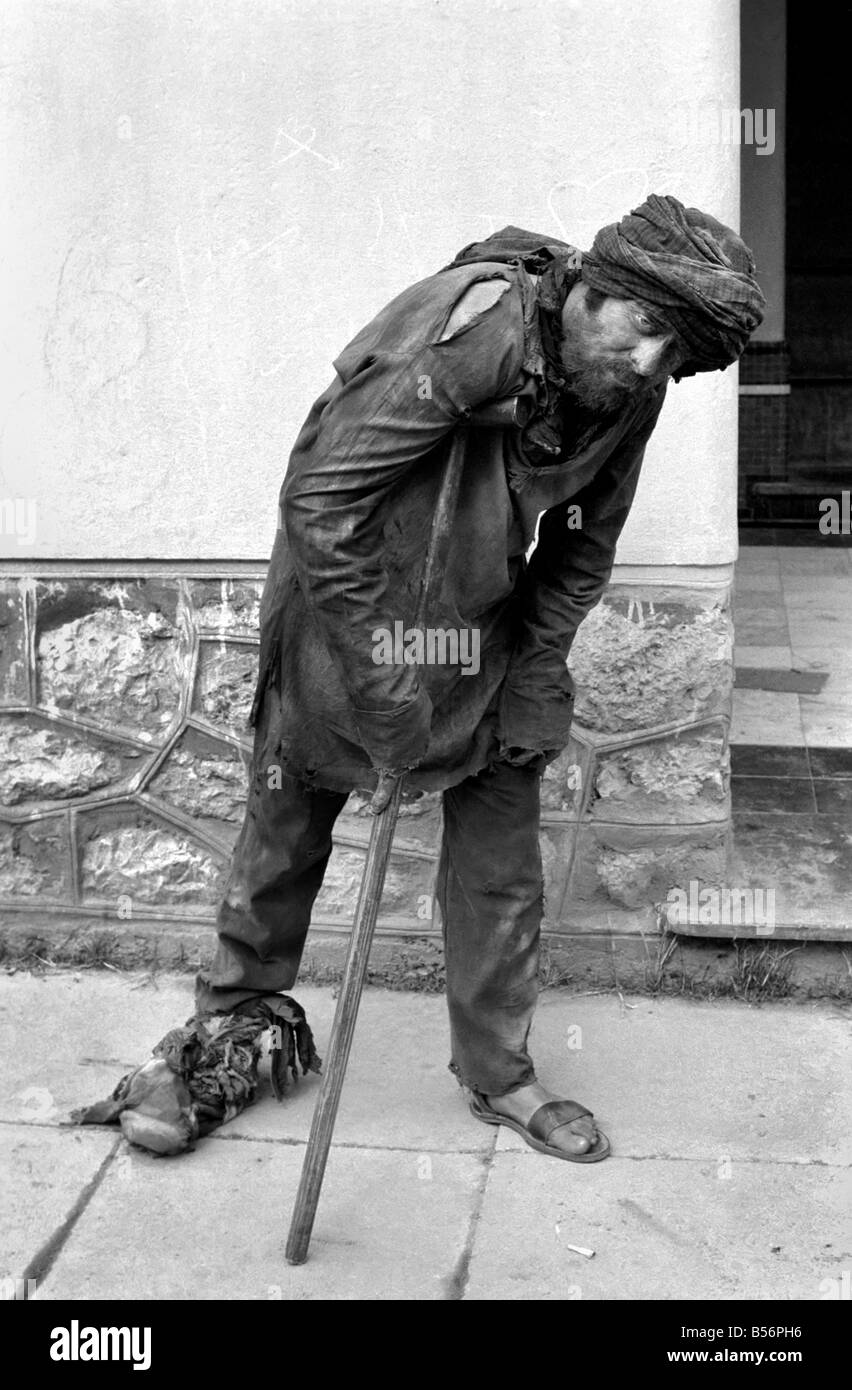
[285,395,527,1264]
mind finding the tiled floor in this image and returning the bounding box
[732,542,852,748]
[729,542,852,936]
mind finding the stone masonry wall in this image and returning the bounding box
[0,572,734,945]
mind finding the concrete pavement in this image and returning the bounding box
[1,971,850,1300]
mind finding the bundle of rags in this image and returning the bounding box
[71,996,321,1155]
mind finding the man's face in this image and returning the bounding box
[560,281,686,411]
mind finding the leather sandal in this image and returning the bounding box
[469,1090,611,1163]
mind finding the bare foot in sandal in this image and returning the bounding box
[484,1080,601,1156]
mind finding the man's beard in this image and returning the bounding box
[561,346,647,413]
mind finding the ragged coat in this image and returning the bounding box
[250,230,667,794]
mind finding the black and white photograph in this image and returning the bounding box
[1,0,850,1344]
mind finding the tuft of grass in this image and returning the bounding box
[74,931,122,969]
[636,937,802,1003]
[637,931,733,1000]
[728,941,799,1002]
[538,940,575,989]
[641,929,681,995]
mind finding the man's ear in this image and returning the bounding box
[581,284,607,315]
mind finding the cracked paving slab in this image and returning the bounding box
[32,1139,487,1301]
[0,1125,117,1295]
[2,973,850,1300]
[464,1155,852,1300]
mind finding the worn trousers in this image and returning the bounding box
[195,755,545,1097]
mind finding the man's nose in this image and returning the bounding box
[630,336,670,377]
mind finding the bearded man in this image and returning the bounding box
[190,194,765,1162]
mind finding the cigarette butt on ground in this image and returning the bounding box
[565,1243,596,1259]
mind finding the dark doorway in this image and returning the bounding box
[786,0,852,492]
[739,0,852,532]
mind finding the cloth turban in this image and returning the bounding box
[581,194,766,376]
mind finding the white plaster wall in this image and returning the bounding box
[0,0,740,563]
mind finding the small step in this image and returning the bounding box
[751,482,847,497]
[747,480,851,523]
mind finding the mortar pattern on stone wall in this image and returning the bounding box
[0,574,734,938]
